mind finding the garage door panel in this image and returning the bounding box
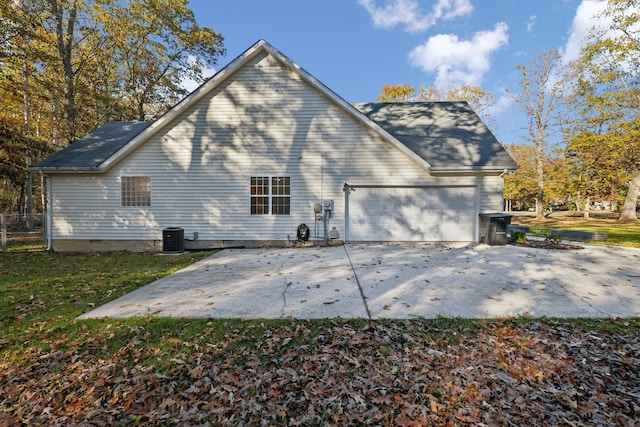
[347,187,476,241]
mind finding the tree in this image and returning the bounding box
[47,0,84,142]
[0,0,226,213]
[377,83,416,102]
[1,0,53,223]
[96,0,225,121]
[421,85,495,124]
[504,143,570,211]
[504,144,538,211]
[376,83,494,122]
[568,0,640,220]
[511,49,567,219]
[0,116,51,212]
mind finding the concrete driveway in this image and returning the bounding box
[79,242,640,320]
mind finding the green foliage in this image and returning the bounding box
[509,229,527,243]
[376,83,495,122]
[504,143,569,209]
[94,0,225,121]
[0,117,53,211]
[0,0,226,209]
[567,0,640,217]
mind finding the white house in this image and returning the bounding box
[33,40,517,252]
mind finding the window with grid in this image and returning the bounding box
[121,176,151,207]
[250,176,290,215]
[250,177,270,215]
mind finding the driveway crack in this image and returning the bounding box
[559,282,611,317]
[280,275,292,319]
[343,244,372,321]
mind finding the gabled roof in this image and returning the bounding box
[34,121,150,171]
[354,102,518,172]
[34,40,428,173]
[33,40,516,174]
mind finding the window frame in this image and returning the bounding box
[120,176,151,207]
[250,176,290,215]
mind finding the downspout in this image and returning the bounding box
[42,173,52,251]
[343,183,354,242]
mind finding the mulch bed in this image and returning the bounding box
[511,238,584,250]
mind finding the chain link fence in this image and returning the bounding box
[1,214,46,252]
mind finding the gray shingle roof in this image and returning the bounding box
[34,121,150,170]
[354,102,517,171]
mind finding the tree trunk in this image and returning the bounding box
[137,98,145,122]
[25,150,33,230]
[23,41,34,230]
[536,137,545,220]
[620,169,640,221]
[584,196,591,219]
[50,0,78,142]
[536,185,544,219]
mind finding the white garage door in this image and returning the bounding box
[346,186,477,241]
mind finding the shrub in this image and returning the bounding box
[510,230,527,243]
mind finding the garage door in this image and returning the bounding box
[346,186,477,241]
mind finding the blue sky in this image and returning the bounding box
[187,0,608,144]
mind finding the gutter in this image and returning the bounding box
[428,167,517,175]
[29,167,103,174]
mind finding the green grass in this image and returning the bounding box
[1,230,46,252]
[0,251,211,360]
[0,249,342,372]
[511,215,640,247]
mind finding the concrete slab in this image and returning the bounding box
[79,242,640,320]
[348,242,640,319]
[79,246,368,319]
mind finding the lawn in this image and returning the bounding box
[511,214,640,247]
[1,244,639,425]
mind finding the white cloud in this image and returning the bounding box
[488,90,515,119]
[562,0,608,62]
[408,22,509,88]
[181,57,217,92]
[526,15,537,32]
[357,0,473,33]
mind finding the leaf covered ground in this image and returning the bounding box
[1,318,639,426]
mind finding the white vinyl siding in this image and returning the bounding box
[477,175,504,212]
[48,51,503,243]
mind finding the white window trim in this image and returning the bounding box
[250,176,291,215]
[120,176,151,207]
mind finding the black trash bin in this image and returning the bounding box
[162,227,184,253]
[479,213,512,245]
